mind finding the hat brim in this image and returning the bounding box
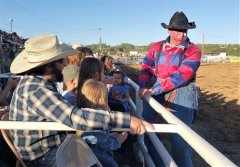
[161,22,196,30]
[10,48,77,74]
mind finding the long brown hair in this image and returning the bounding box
[77,57,104,100]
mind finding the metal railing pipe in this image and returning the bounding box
[147,133,177,167]
[137,135,156,167]
[0,121,178,133]
[144,95,237,167]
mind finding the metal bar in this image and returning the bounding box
[137,135,156,167]
[147,133,177,167]
[127,77,139,90]
[129,98,136,113]
[128,77,176,167]
[0,121,178,133]
[145,95,237,167]
[0,73,20,78]
[127,76,237,166]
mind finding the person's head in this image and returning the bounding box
[112,70,125,86]
[77,79,108,110]
[62,64,79,92]
[76,46,94,60]
[65,53,81,66]
[10,34,77,80]
[101,55,113,72]
[22,58,65,82]
[2,43,10,53]
[83,47,93,57]
[77,57,104,88]
[161,11,196,45]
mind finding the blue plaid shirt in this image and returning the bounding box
[9,75,130,161]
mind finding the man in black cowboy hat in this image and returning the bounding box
[139,11,201,167]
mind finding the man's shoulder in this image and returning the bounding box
[147,41,165,55]
[19,76,41,89]
[19,76,56,93]
[151,41,164,49]
[188,42,201,52]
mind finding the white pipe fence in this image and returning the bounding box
[128,77,177,167]
[0,73,19,78]
[0,121,178,133]
[127,77,237,167]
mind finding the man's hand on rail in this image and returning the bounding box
[138,88,154,99]
[130,116,154,134]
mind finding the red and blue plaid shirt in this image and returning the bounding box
[139,37,201,95]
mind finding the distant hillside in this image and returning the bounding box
[87,43,240,56]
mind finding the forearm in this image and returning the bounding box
[71,108,131,131]
[0,86,11,102]
[120,97,129,103]
[31,87,131,131]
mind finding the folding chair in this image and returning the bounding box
[0,113,27,167]
[56,134,102,167]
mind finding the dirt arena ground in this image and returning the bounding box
[120,63,240,166]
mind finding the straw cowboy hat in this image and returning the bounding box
[10,34,77,74]
[161,11,196,30]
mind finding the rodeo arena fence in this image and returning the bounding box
[0,73,237,167]
[0,29,238,166]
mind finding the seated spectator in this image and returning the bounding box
[0,77,19,105]
[57,43,81,94]
[0,77,19,167]
[77,79,128,167]
[101,55,118,77]
[62,64,79,106]
[108,71,130,113]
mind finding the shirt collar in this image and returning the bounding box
[23,75,57,91]
[165,36,190,48]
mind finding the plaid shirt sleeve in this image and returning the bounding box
[138,42,162,88]
[29,86,130,131]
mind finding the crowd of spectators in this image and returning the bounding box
[0,29,26,90]
[0,32,142,166]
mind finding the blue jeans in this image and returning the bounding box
[142,83,198,167]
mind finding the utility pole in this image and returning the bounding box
[202,32,204,56]
[99,28,102,52]
[9,18,13,32]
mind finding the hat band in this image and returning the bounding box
[24,44,63,63]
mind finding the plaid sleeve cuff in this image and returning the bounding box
[109,111,130,129]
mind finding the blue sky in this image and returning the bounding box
[0,0,239,46]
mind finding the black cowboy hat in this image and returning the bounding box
[161,11,196,30]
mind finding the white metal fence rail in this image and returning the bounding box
[128,79,177,167]
[127,77,237,167]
